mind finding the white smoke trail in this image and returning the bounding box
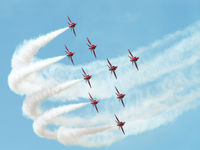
[8,21,200,147]
[57,125,116,147]
[8,26,115,147]
[8,56,66,94]
[33,103,90,139]
[22,79,82,119]
[11,27,69,68]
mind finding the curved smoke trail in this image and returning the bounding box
[8,26,115,147]
[8,22,200,147]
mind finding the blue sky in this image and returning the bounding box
[1,0,200,150]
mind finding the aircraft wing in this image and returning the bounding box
[134,61,139,71]
[128,49,133,57]
[121,99,125,107]
[65,45,69,52]
[88,80,92,88]
[107,58,112,67]
[82,68,87,75]
[120,127,125,135]
[115,114,120,122]
[67,16,72,23]
[94,104,99,113]
[88,93,93,101]
[113,70,117,79]
[72,28,76,36]
[115,86,120,94]
[87,37,92,45]
[70,56,74,65]
[93,50,96,58]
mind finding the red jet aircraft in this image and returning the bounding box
[67,16,77,36]
[107,58,118,79]
[128,49,139,71]
[87,37,97,58]
[82,68,92,88]
[89,93,99,113]
[115,86,126,107]
[65,45,75,65]
[115,114,125,135]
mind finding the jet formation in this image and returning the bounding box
[64,16,140,135]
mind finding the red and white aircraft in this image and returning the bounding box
[115,86,126,107]
[65,45,75,65]
[82,68,92,88]
[107,58,118,79]
[128,49,139,71]
[67,16,77,36]
[89,93,99,113]
[87,37,97,58]
[115,114,125,135]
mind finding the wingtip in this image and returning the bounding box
[81,68,84,72]
[114,74,118,79]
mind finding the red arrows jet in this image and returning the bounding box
[115,114,125,135]
[67,16,77,36]
[128,49,139,71]
[107,58,118,79]
[115,87,126,107]
[65,45,75,65]
[82,68,92,88]
[89,93,99,113]
[87,37,97,58]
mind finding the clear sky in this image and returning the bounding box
[1,0,200,150]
